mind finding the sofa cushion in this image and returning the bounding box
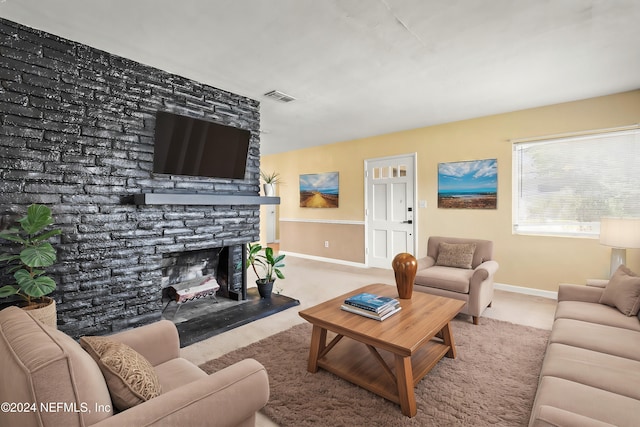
[531,405,615,427]
[599,265,640,316]
[555,301,640,332]
[80,336,162,411]
[549,318,640,361]
[0,307,113,427]
[532,405,617,427]
[435,242,476,269]
[541,343,640,400]
[531,376,640,427]
[414,265,474,293]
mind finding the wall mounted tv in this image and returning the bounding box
[153,111,251,180]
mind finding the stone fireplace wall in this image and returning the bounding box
[0,18,261,338]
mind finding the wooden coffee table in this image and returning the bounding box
[298,283,465,417]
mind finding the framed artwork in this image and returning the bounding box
[438,159,497,209]
[299,172,339,208]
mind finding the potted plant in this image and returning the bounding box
[0,204,61,328]
[246,242,285,298]
[260,170,282,197]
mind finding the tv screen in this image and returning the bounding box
[153,111,250,180]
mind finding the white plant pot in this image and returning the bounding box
[263,183,276,196]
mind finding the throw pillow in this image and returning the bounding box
[80,336,162,411]
[435,242,477,269]
[599,265,640,316]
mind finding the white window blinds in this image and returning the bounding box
[512,128,640,237]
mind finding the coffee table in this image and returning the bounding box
[298,283,465,417]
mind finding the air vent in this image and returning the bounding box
[264,90,296,103]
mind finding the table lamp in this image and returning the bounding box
[599,217,640,277]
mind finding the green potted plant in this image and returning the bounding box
[245,242,285,298]
[0,204,61,328]
[260,170,282,197]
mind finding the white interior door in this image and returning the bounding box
[365,154,416,269]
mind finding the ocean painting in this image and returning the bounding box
[299,172,339,208]
[438,159,497,209]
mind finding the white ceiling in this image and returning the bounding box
[1,0,639,155]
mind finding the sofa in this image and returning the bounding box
[414,236,499,324]
[0,306,269,427]
[529,266,640,427]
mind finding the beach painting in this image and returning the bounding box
[299,172,339,208]
[438,159,497,209]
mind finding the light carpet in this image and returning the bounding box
[200,317,550,426]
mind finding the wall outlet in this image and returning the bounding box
[324,241,329,248]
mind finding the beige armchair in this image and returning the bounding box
[414,236,499,325]
[0,306,269,427]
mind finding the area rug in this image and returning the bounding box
[200,317,550,426]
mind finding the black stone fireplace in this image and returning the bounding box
[0,18,278,339]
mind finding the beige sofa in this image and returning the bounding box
[529,274,640,426]
[414,236,499,324]
[0,306,269,427]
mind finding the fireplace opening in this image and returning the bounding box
[160,246,248,323]
[161,247,224,294]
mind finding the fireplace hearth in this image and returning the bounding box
[171,288,301,347]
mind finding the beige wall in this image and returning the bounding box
[260,90,640,292]
[279,221,365,263]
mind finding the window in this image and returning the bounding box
[512,127,640,237]
[373,164,407,179]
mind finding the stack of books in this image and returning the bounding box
[341,292,401,321]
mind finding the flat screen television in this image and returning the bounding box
[153,111,250,180]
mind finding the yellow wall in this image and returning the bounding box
[261,90,640,292]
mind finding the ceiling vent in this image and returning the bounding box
[264,90,296,103]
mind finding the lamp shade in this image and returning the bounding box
[599,217,640,248]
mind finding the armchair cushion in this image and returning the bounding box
[80,336,162,411]
[415,266,475,293]
[599,265,640,316]
[435,242,476,269]
[107,319,180,366]
[154,358,208,393]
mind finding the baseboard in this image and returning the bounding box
[495,282,557,300]
[282,252,559,299]
[281,251,368,269]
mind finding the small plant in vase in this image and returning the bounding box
[0,204,61,327]
[246,243,285,298]
[260,170,282,197]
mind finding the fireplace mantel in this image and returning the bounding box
[134,193,280,206]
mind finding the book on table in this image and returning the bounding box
[343,292,398,313]
[341,303,401,321]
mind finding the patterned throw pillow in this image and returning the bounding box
[80,336,162,411]
[599,265,640,316]
[435,242,477,269]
